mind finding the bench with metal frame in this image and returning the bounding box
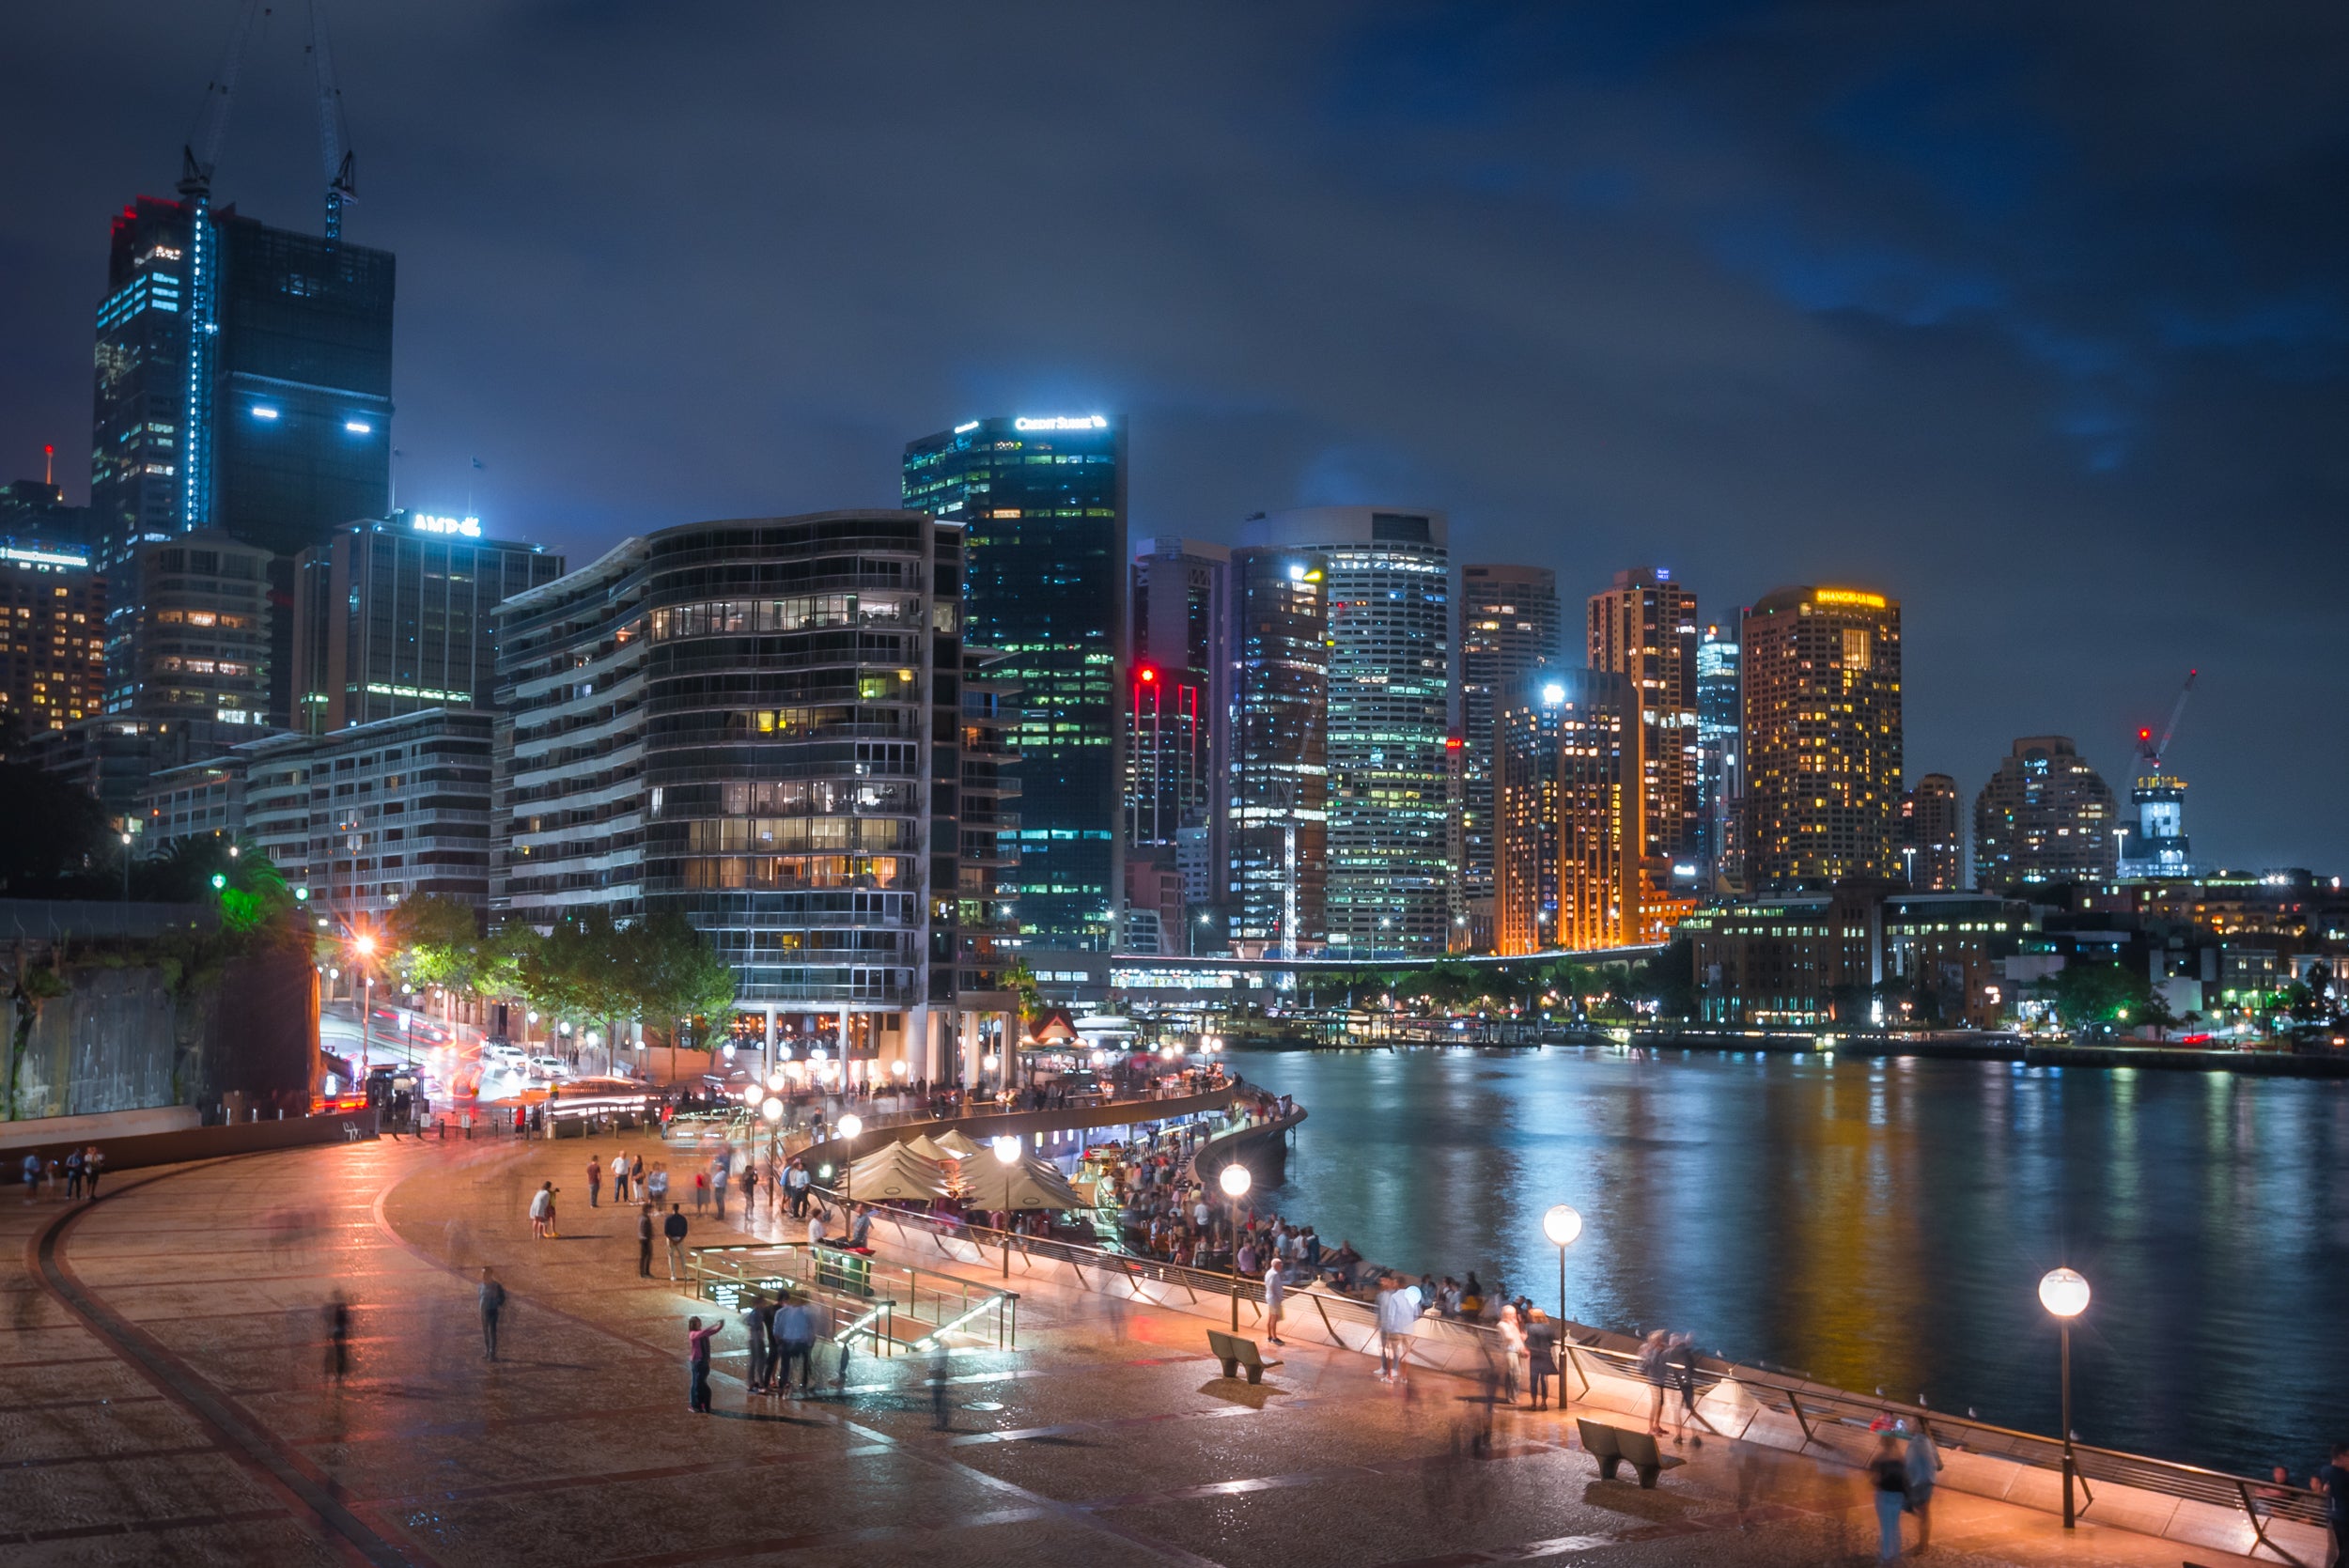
[1206,1327,1283,1384]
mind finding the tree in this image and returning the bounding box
[385,894,485,990]
[625,914,736,1045]
[2037,960,2158,1034]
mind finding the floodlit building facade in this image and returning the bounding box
[1460,563,1561,941]
[1740,585,1904,892]
[1225,547,1329,956]
[0,537,105,736]
[1494,669,1639,955]
[1587,568,1702,885]
[1695,622,1741,887]
[1899,772,1965,889]
[1973,737,2118,889]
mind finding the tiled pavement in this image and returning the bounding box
[0,1134,2288,1566]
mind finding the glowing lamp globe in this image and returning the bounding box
[766,1071,787,1092]
[1218,1164,1252,1199]
[760,1096,785,1123]
[991,1135,1020,1166]
[1542,1204,1584,1249]
[2038,1266,2091,1318]
[837,1113,863,1141]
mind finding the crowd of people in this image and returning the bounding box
[15,1145,105,1201]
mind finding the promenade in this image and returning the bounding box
[0,1134,2300,1567]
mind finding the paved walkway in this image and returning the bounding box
[1,1135,2290,1566]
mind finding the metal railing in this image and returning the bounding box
[682,1241,1017,1354]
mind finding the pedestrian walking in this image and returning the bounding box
[663,1203,688,1279]
[528,1182,553,1238]
[1497,1304,1526,1405]
[744,1296,770,1391]
[692,1169,708,1215]
[323,1291,351,1383]
[82,1145,103,1199]
[63,1147,83,1199]
[739,1161,757,1219]
[1868,1431,1908,1560]
[460,1109,474,1141]
[586,1156,602,1208]
[646,1163,670,1207]
[1905,1422,1942,1550]
[2311,1442,2349,1565]
[636,1202,655,1278]
[1524,1308,1560,1409]
[775,1293,815,1392]
[711,1147,731,1219]
[478,1266,506,1361]
[1669,1332,1702,1444]
[1637,1329,1672,1436]
[19,1152,37,1203]
[685,1315,724,1413]
[1375,1274,1418,1382]
[1263,1258,1286,1345]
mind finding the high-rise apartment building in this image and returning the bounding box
[113,531,272,725]
[903,415,1125,951]
[1244,508,1450,956]
[91,197,396,726]
[493,512,1004,1080]
[293,513,563,733]
[1972,738,2117,889]
[1695,623,1742,886]
[1,537,105,737]
[1740,585,1904,892]
[1899,773,1964,889]
[1128,538,1227,882]
[1459,564,1561,936]
[1,479,95,549]
[1226,547,1330,956]
[1587,568,1701,883]
[1494,670,1638,954]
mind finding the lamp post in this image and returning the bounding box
[1542,1202,1582,1326]
[2039,1266,2091,1528]
[836,1112,862,1212]
[992,1134,1020,1276]
[1219,1162,1252,1329]
[353,933,377,1080]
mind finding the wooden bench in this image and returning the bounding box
[1206,1328,1283,1385]
[1578,1418,1686,1489]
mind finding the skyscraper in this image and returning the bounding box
[0,536,105,737]
[1587,568,1701,882]
[1695,622,1742,886]
[90,196,395,726]
[115,531,272,724]
[1226,547,1329,956]
[292,512,563,733]
[1459,564,1561,940]
[1494,670,1638,954]
[1740,585,1904,892]
[904,415,1125,951]
[1898,773,1964,889]
[1128,538,1227,890]
[1972,739,2117,889]
[1244,508,1451,956]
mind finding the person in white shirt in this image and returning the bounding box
[1263,1259,1286,1345]
[1375,1275,1421,1380]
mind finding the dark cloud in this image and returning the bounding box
[2,0,2343,867]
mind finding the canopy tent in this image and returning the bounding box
[930,1129,988,1160]
[898,1133,956,1163]
[964,1153,1088,1213]
[1029,1010,1080,1044]
[845,1141,952,1201]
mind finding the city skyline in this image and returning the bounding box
[2,4,2344,870]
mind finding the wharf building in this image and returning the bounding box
[1695,623,1741,888]
[1899,773,1965,890]
[0,536,105,737]
[903,414,1125,954]
[1587,568,1702,893]
[293,512,563,733]
[1739,585,1904,892]
[1493,670,1639,955]
[491,512,1016,1083]
[1225,547,1330,958]
[1973,737,2116,890]
[1682,886,2029,1029]
[1127,537,1228,922]
[90,196,396,727]
[1243,507,1451,957]
[1459,564,1562,951]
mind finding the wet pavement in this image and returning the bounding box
[0,1133,2291,1566]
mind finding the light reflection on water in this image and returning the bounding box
[1226,1043,2349,1477]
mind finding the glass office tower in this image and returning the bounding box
[903,415,1126,950]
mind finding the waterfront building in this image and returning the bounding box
[903,414,1125,951]
[1587,569,1702,889]
[1242,507,1450,956]
[1695,622,1741,886]
[1740,585,1904,892]
[1,536,105,736]
[292,512,563,733]
[1494,669,1638,954]
[1225,547,1330,957]
[1973,737,2117,890]
[91,197,396,726]
[494,511,1003,1080]
[1459,564,1561,943]
[1683,885,2028,1028]
[1900,773,1965,890]
[113,531,272,725]
[1127,538,1227,907]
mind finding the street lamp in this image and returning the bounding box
[1542,1202,1583,1338]
[991,1134,1020,1276]
[352,933,378,1079]
[1219,1162,1252,1329]
[837,1112,863,1211]
[2038,1265,2091,1528]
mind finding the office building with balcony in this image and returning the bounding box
[493,511,1001,1081]
[903,414,1125,952]
[1588,567,1701,890]
[1494,670,1639,955]
[1225,547,1330,957]
[1740,585,1904,892]
[1973,737,2118,889]
[112,531,272,725]
[293,512,563,733]
[1460,564,1561,944]
[1,536,105,737]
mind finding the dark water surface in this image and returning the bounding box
[1225,1043,2349,1479]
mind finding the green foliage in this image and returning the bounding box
[1003,958,1041,1026]
[2036,960,2163,1032]
[384,894,486,989]
[628,913,737,1032]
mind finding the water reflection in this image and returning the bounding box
[1228,1044,2346,1477]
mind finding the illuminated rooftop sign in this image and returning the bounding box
[1013,415,1109,432]
[1813,588,1887,608]
[411,513,482,537]
[1,545,88,568]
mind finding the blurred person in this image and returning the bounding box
[586,1155,602,1208]
[1637,1329,1672,1436]
[1906,1421,1942,1549]
[528,1182,553,1238]
[685,1315,724,1413]
[1868,1430,1909,1560]
[636,1203,655,1279]
[323,1292,352,1383]
[1496,1303,1525,1405]
[477,1266,506,1361]
[1523,1308,1559,1410]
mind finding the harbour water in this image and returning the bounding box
[1226,1043,2349,1479]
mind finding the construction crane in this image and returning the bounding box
[174,0,266,534]
[2135,668,2198,771]
[306,0,357,239]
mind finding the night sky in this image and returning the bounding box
[4,3,2344,871]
